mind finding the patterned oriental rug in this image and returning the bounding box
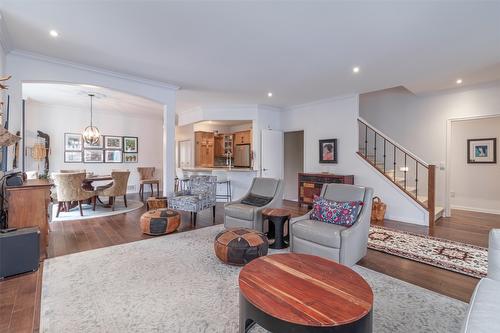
[368,225,488,278]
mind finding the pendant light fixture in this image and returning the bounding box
[82,93,100,145]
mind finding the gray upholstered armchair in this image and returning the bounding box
[168,175,217,225]
[290,183,373,267]
[224,177,283,232]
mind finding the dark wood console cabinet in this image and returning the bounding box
[298,173,354,207]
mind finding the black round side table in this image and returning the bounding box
[262,208,291,249]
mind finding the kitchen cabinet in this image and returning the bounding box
[214,134,225,157]
[234,130,252,145]
[195,131,214,167]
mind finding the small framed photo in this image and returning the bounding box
[83,149,104,163]
[123,152,138,163]
[319,139,337,163]
[104,136,123,150]
[123,137,138,153]
[84,135,103,149]
[105,150,123,163]
[64,133,83,151]
[64,151,83,163]
[468,138,497,164]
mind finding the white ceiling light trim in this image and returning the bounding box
[49,29,58,37]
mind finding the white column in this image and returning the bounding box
[163,102,176,194]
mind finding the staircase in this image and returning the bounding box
[357,119,443,224]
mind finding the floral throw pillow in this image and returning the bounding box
[310,196,364,227]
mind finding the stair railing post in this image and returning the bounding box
[428,165,436,228]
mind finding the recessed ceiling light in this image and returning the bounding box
[456,78,463,84]
[267,92,273,98]
[352,66,360,73]
[49,30,59,37]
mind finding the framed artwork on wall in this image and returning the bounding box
[84,149,104,163]
[123,137,138,153]
[123,152,138,163]
[105,150,123,163]
[319,139,337,163]
[467,138,497,164]
[64,133,83,151]
[104,136,123,150]
[64,151,83,163]
[84,135,103,149]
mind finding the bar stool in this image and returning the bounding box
[212,170,232,202]
[175,168,190,191]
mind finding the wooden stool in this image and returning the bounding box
[140,209,180,236]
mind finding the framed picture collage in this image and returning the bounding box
[64,133,138,163]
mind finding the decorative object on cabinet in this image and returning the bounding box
[124,153,138,163]
[6,179,52,260]
[123,136,138,153]
[37,131,50,176]
[64,151,83,163]
[298,173,354,207]
[84,149,104,163]
[64,133,83,151]
[467,138,497,164]
[319,138,337,163]
[105,150,122,163]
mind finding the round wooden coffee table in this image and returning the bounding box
[238,253,373,333]
[261,208,291,249]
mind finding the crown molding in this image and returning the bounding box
[285,93,357,111]
[9,49,181,91]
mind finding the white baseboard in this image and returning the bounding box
[451,205,500,216]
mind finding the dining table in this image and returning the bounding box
[83,175,114,205]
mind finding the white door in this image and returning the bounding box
[261,129,284,179]
[178,140,192,168]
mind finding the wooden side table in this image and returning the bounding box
[262,208,291,249]
[239,253,373,333]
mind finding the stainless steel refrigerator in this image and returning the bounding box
[234,144,251,167]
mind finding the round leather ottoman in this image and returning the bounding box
[140,209,180,236]
[214,228,269,266]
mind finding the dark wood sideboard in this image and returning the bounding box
[6,179,52,260]
[298,172,354,207]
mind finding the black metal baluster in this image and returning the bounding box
[374,132,377,165]
[393,146,396,181]
[415,160,418,199]
[383,139,386,173]
[404,153,407,190]
[364,124,368,158]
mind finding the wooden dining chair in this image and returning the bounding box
[137,167,160,201]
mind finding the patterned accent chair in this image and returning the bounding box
[289,183,373,267]
[94,171,131,211]
[168,175,217,225]
[52,172,96,217]
[224,178,284,232]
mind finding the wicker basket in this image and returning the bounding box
[371,196,387,222]
[146,197,168,210]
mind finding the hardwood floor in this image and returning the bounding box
[1,196,499,333]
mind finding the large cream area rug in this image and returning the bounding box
[41,225,466,333]
[368,225,488,278]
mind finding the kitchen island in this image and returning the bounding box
[182,167,258,201]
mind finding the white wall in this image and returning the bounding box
[26,101,163,193]
[450,116,500,214]
[283,131,303,201]
[359,81,500,211]
[283,95,428,225]
[5,51,178,192]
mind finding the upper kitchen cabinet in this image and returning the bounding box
[195,131,214,167]
[234,130,252,145]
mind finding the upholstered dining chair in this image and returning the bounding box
[223,177,284,232]
[289,183,374,267]
[52,172,96,217]
[94,170,131,211]
[168,175,217,225]
[51,169,88,202]
[137,167,160,200]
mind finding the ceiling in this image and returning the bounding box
[23,83,163,115]
[2,1,500,112]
